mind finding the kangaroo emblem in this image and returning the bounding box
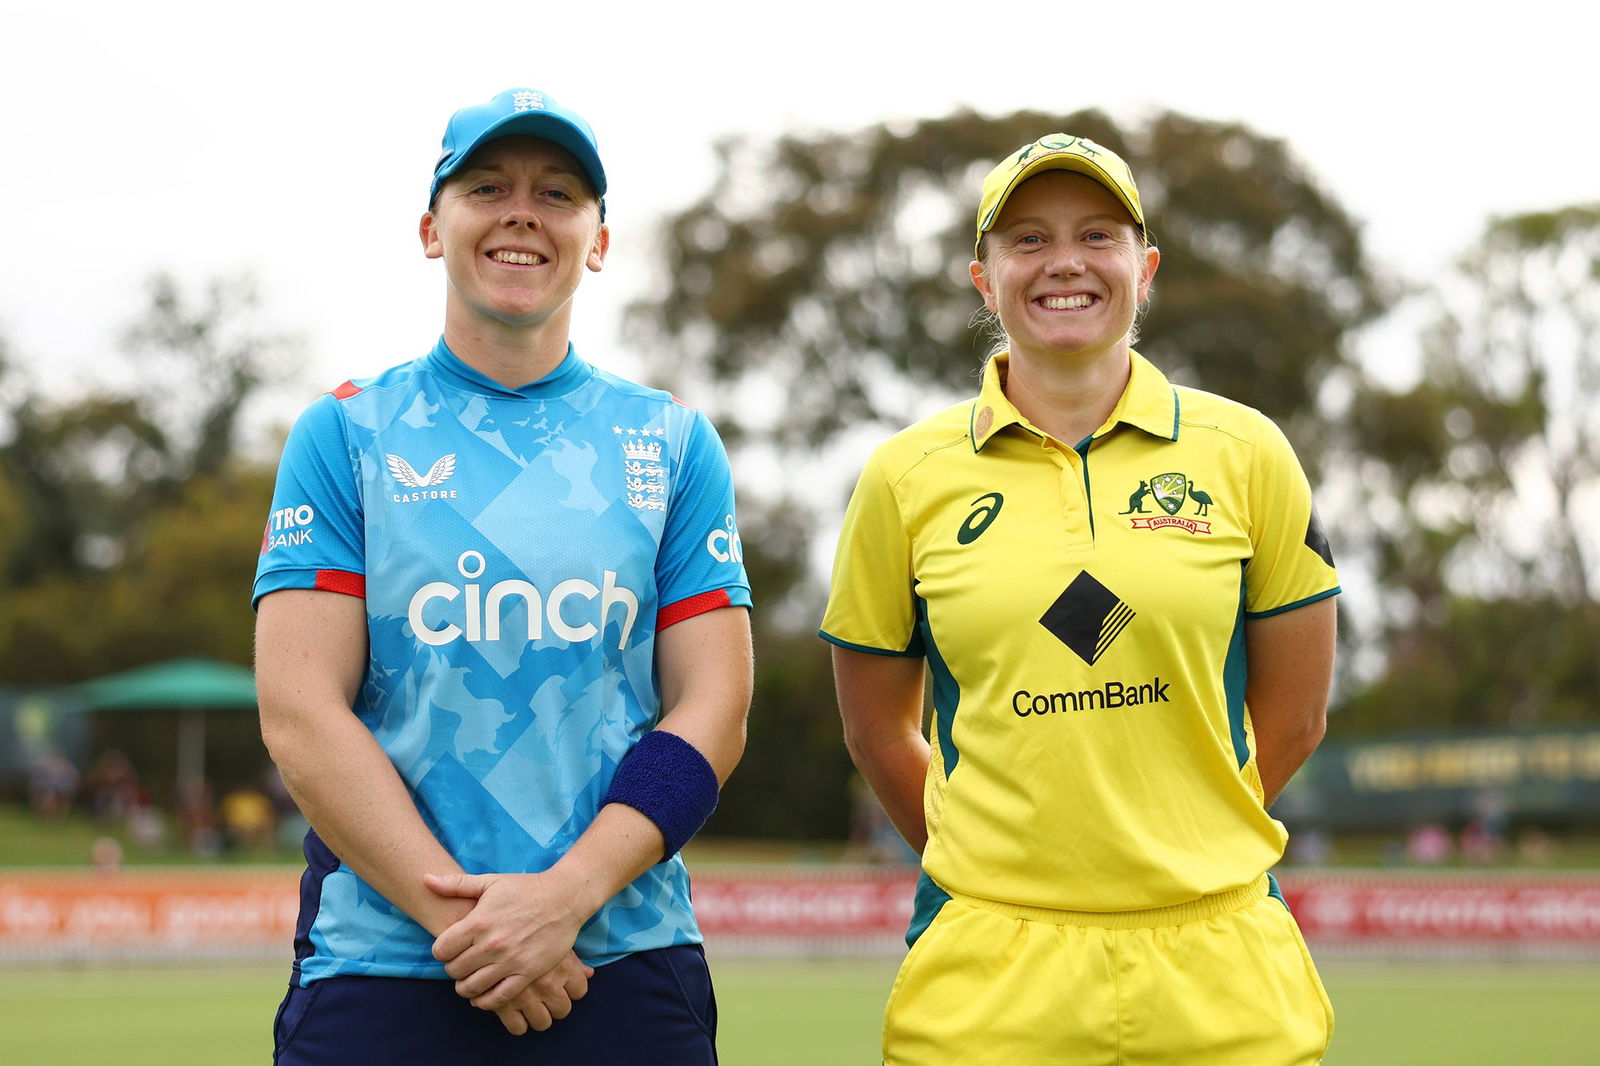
[1119,480,1152,514]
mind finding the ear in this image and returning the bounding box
[420,211,443,260]
[1137,245,1161,303]
[586,223,611,273]
[969,259,998,312]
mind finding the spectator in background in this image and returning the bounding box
[845,775,917,865]
[1406,823,1453,865]
[176,777,220,857]
[27,747,78,820]
[221,784,277,853]
[84,749,144,824]
[90,835,124,875]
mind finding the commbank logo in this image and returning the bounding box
[957,493,1004,544]
[1038,571,1135,665]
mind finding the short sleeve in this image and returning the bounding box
[1242,413,1340,618]
[655,409,752,627]
[252,394,368,609]
[819,451,924,657]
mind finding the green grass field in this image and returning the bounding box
[2,958,1598,1065]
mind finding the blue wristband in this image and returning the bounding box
[603,730,720,862]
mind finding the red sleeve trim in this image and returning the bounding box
[657,589,732,631]
[314,570,366,598]
[329,381,363,400]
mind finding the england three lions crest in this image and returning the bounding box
[614,426,667,510]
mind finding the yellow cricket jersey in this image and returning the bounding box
[821,350,1339,916]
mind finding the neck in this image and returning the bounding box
[1002,343,1132,445]
[441,308,575,390]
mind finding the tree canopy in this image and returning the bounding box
[1340,204,1600,732]
[0,274,290,683]
[627,108,1388,468]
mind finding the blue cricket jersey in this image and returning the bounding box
[253,338,752,985]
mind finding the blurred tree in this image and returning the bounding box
[703,632,854,840]
[0,396,167,583]
[1342,204,1600,731]
[98,469,277,668]
[0,274,292,681]
[626,109,1389,836]
[121,272,291,485]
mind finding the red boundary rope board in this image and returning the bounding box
[4,868,1600,956]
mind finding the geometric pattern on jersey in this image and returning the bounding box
[1037,571,1135,665]
[256,338,751,984]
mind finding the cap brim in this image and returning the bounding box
[976,154,1145,256]
[431,112,607,206]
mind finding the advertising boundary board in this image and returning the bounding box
[4,867,1600,963]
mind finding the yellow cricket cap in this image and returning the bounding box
[974,134,1146,257]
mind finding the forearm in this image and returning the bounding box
[844,721,931,853]
[833,648,930,853]
[548,610,753,916]
[431,606,754,1006]
[1254,713,1325,809]
[266,709,471,935]
[1245,598,1337,809]
[256,588,469,936]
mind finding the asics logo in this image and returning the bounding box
[957,493,1004,544]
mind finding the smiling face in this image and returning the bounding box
[970,170,1159,366]
[419,136,609,338]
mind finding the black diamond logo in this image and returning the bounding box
[1039,572,1136,665]
[1305,504,1335,567]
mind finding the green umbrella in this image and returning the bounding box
[70,658,259,796]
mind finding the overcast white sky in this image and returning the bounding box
[3,0,1595,420]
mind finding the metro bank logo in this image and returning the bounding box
[261,505,316,553]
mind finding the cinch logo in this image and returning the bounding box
[706,514,744,563]
[407,551,641,650]
[1012,678,1172,716]
[262,504,316,552]
[1118,471,1213,534]
[957,493,1004,544]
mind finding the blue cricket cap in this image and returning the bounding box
[429,88,607,217]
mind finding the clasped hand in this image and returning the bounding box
[426,870,594,1036]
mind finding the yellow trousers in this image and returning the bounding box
[884,876,1333,1065]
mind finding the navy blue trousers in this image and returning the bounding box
[273,945,717,1065]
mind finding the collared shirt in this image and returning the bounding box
[256,337,751,983]
[821,350,1338,918]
